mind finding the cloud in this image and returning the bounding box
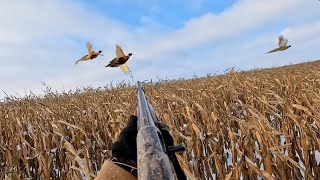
[0,0,319,99]
[282,21,320,44]
[123,0,319,62]
[203,20,320,71]
[0,0,133,97]
[143,0,317,55]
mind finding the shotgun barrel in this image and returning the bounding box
[136,81,178,180]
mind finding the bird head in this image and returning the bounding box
[128,53,132,56]
[98,50,104,56]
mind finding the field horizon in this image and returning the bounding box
[1,59,318,102]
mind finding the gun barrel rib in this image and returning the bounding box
[136,81,178,180]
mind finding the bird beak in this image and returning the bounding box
[100,54,104,56]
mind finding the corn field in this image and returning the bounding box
[1,60,320,179]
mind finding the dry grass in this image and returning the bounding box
[1,60,320,180]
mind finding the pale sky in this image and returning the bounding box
[0,0,319,99]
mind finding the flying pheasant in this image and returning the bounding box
[105,44,132,74]
[266,35,291,54]
[75,41,103,64]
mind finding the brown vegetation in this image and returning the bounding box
[1,60,320,179]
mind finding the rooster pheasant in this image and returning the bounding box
[75,42,103,64]
[266,35,291,54]
[105,44,132,74]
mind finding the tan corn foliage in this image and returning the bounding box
[1,61,320,179]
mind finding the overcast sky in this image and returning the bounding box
[0,0,319,99]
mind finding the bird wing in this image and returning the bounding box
[86,41,94,55]
[278,35,284,47]
[266,47,280,54]
[105,58,119,67]
[279,38,288,48]
[119,63,129,74]
[116,44,125,57]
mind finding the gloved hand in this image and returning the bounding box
[111,115,138,176]
[111,115,186,180]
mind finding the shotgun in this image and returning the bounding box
[136,81,186,180]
